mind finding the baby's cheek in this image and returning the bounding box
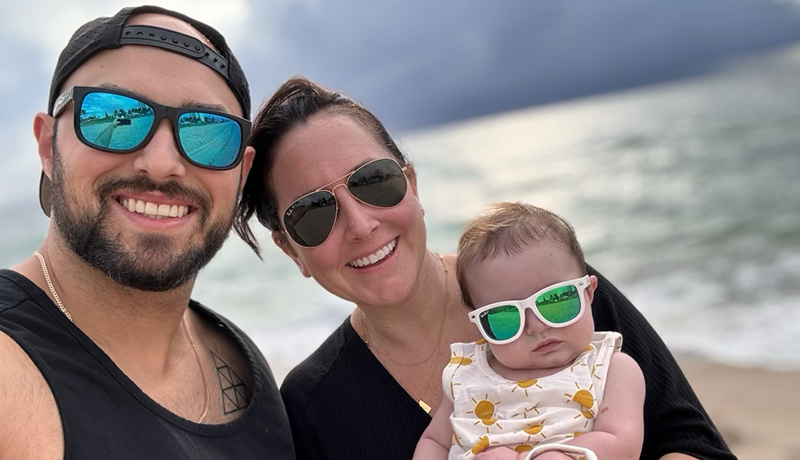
[491,345,518,368]
[497,344,536,369]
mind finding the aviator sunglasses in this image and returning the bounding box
[52,86,251,170]
[468,276,591,345]
[282,158,409,247]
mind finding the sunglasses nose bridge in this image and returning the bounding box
[329,183,348,195]
[522,305,549,334]
[132,117,187,180]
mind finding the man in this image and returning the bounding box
[0,6,294,459]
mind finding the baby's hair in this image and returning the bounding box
[456,202,587,309]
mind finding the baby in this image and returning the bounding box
[414,202,645,460]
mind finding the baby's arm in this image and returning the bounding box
[562,352,645,460]
[413,397,456,460]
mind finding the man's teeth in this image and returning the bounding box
[349,239,397,268]
[120,198,189,220]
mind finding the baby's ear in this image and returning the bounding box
[585,275,599,305]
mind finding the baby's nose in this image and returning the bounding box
[524,309,549,335]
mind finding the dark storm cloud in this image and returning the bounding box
[239,0,800,131]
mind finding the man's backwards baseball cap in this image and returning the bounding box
[39,5,251,217]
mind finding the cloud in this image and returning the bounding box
[238,0,800,130]
[0,67,17,92]
[0,0,250,70]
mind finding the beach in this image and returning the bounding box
[680,359,800,460]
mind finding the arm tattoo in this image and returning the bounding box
[210,350,252,415]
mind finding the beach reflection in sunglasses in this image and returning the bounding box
[79,92,155,149]
[283,159,407,247]
[177,114,241,167]
[288,194,337,247]
[78,92,241,167]
[535,285,581,323]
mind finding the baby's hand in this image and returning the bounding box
[474,446,526,460]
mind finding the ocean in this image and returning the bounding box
[2,44,799,382]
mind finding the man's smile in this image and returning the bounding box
[118,197,191,219]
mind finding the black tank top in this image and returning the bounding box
[0,269,295,460]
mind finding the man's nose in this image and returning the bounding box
[131,119,187,181]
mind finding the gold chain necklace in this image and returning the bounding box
[361,252,450,413]
[34,252,72,322]
[33,251,210,423]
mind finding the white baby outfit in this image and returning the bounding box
[443,332,622,459]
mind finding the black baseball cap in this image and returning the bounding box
[39,5,251,217]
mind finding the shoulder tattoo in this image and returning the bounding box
[210,350,252,414]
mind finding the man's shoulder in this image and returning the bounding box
[0,326,62,459]
[0,328,50,393]
[0,270,36,314]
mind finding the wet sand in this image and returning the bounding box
[680,358,800,460]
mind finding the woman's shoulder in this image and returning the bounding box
[280,316,371,409]
[282,318,350,391]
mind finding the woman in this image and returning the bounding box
[235,77,734,460]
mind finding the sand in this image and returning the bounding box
[679,359,800,460]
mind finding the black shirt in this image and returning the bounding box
[0,269,295,460]
[281,266,736,460]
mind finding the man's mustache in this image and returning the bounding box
[94,175,211,214]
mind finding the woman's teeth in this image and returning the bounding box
[119,198,189,220]
[349,239,397,268]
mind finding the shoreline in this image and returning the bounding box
[678,357,800,460]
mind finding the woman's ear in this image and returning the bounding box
[585,275,599,306]
[272,231,311,278]
[405,164,419,198]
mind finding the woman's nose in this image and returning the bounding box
[333,185,379,241]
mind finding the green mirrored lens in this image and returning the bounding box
[178,112,242,168]
[79,92,154,150]
[348,159,406,207]
[284,191,337,247]
[479,305,520,341]
[535,285,581,324]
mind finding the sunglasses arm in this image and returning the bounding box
[52,87,75,118]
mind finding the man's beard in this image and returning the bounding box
[49,142,236,292]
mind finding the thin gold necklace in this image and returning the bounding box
[182,313,210,423]
[33,251,210,423]
[361,252,450,413]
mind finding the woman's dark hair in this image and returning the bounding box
[234,76,410,256]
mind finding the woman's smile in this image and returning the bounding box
[348,238,397,268]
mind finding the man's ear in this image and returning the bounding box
[33,113,55,178]
[272,230,311,278]
[239,146,256,192]
[585,275,599,306]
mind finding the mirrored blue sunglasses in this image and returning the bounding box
[52,86,250,170]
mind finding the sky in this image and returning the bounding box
[2,0,800,236]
